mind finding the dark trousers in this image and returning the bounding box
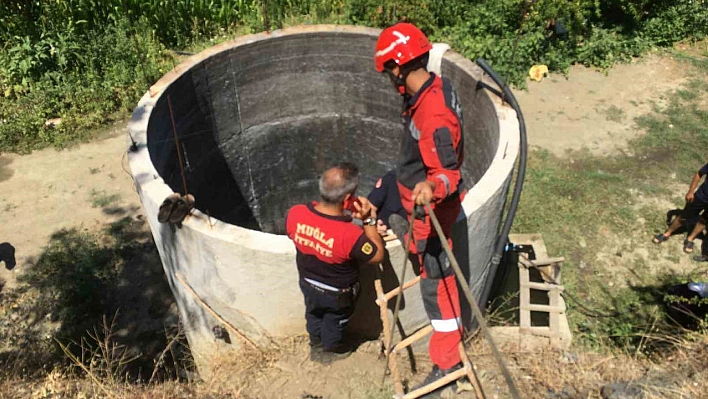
[681,195,708,221]
[299,280,357,350]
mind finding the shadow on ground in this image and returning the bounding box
[0,212,189,381]
[573,268,708,354]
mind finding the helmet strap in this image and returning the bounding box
[384,68,411,96]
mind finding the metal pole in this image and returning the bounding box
[425,203,521,399]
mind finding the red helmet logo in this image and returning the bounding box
[374,23,432,72]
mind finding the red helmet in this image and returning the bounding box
[374,23,432,73]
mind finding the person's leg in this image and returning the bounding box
[420,247,462,364]
[369,170,402,231]
[655,201,699,243]
[683,201,708,252]
[418,273,462,398]
[695,224,708,262]
[321,306,354,352]
[426,274,462,369]
[664,213,686,236]
[322,293,355,353]
[687,217,706,242]
[299,281,324,347]
[684,216,707,254]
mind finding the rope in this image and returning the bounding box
[149,128,214,145]
[509,0,538,69]
[167,95,189,195]
[426,203,522,399]
[120,149,140,194]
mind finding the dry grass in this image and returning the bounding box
[195,346,278,397]
[462,331,708,399]
[0,318,270,399]
[1,328,707,399]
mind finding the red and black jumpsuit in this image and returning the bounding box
[396,72,465,370]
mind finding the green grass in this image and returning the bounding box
[512,61,708,352]
[89,189,121,208]
[603,105,626,123]
[674,51,708,73]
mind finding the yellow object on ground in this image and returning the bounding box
[529,65,549,82]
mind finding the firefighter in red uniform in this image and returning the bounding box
[374,23,466,389]
[286,163,385,363]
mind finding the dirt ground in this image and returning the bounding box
[0,47,706,398]
[0,121,142,290]
[514,51,692,156]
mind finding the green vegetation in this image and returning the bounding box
[0,16,172,153]
[513,68,708,353]
[1,0,708,152]
[89,188,121,208]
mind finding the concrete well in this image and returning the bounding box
[127,25,519,370]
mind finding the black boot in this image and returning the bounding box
[309,336,323,349]
[413,363,463,398]
[308,336,323,361]
[310,343,353,365]
[388,213,410,243]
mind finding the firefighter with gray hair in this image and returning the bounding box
[285,162,385,363]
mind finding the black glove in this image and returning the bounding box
[414,204,426,221]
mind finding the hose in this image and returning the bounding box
[475,59,529,314]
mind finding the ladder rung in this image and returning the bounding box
[519,327,565,338]
[402,368,468,399]
[520,282,564,291]
[383,276,422,302]
[519,256,565,268]
[520,304,565,313]
[392,325,433,352]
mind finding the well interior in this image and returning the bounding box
[147,32,500,234]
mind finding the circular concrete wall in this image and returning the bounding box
[127,25,519,367]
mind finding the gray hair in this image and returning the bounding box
[319,163,359,205]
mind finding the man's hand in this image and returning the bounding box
[351,196,376,221]
[412,181,435,205]
[376,219,388,236]
[687,192,695,203]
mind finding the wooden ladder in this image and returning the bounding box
[374,271,486,399]
[518,256,572,348]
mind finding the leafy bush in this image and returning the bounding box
[0,0,255,48]
[1,0,707,152]
[0,17,172,152]
[640,2,708,45]
[575,27,648,69]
